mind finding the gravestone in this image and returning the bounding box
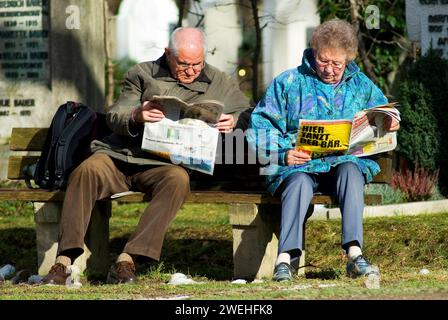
[262,0,320,86]
[0,0,105,178]
[192,0,242,75]
[406,0,448,58]
[115,0,178,62]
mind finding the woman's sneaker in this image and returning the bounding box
[346,255,380,278]
[273,262,295,282]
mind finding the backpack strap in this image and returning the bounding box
[23,163,38,189]
[53,104,96,190]
[44,103,70,183]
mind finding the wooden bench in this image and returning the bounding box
[0,127,392,280]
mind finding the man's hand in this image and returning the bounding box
[285,149,311,166]
[383,115,400,132]
[132,101,165,123]
[216,113,235,133]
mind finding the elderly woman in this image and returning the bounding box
[247,19,399,282]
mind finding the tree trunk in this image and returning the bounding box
[250,0,261,102]
[104,0,114,108]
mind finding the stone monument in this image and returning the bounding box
[115,0,178,62]
[406,0,448,58]
[0,0,106,177]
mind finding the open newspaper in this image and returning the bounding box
[144,95,224,123]
[141,95,223,175]
[296,103,401,158]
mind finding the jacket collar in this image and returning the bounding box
[301,48,360,83]
[152,54,212,93]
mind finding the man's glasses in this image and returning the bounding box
[175,59,203,72]
[315,57,345,71]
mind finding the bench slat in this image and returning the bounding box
[0,189,381,205]
[7,156,40,179]
[7,155,266,190]
[10,128,48,151]
[8,154,392,184]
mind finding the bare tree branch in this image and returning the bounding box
[349,0,382,90]
[213,1,252,10]
[176,0,187,28]
[250,0,261,102]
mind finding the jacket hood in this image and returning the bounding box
[301,48,360,82]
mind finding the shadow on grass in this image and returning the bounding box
[0,228,37,272]
[110,235,234,281]
[0,228,234,282]
[304,267,343,280]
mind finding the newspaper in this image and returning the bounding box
[296,103,400,158]
[141,96,223,175]
[145,95,224,124]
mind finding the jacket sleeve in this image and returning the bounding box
[213,72,252,124]
[247,75,296,167]
[361,74,389,108]
[106,65,144,137]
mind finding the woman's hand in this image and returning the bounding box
[286,149,312,166]
[133,101,165,123]
[383,115,400,132]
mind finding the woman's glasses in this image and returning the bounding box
[315,57,345,72]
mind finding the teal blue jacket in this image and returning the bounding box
[247,49,388,195]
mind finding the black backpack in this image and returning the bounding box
[32,101,100,190]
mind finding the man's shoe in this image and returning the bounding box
[42,263,70,285]
[346,255,380,278]
[273,262,295,282]
[106,261,137,284]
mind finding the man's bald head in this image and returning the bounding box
[168,27,207,56]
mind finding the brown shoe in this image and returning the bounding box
[42,263,70,285]
[106,261,137,284]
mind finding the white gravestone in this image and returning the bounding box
[193,0,242,75]
[0,0,50,141]
[0,0,106,178]
[262,0,320,86]
[116,0,178,62]
[406,0,448,58]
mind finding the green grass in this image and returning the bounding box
[2,200,448,299]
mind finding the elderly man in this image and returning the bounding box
[42,27,251,285]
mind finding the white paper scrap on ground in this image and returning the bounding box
[231,279,247,284]
[419,268,430,275]
[66,265,82,289]
[168,273,198,285]
[364,273,380,289]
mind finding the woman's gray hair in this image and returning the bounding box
[311,19,358,61]
[168,27,207,56]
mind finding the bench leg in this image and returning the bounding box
[229,203,279,280]
[34,202,59,276]
[34,201,111,276]
[230,203,306,280]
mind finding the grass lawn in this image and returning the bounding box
[1,200,448,300]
